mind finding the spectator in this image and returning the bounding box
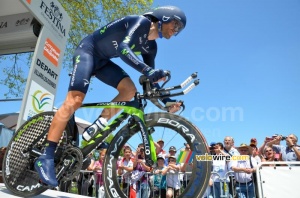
[261,146,282,166]
[180,161,192,189]
[183,143,191,151]
[223,136,240,156]
[155,139,167,157]
[258,135,280,157]
[250,138,261,165]
[179,143,192,189]
[267,134,300,162]
[166,155,181,198]
[229,143,256,198]
[93,149,106,198]
[223,136,239,196]
[130,146,152,198]
[78,152,95,196]
[152,155,167,198]
[118,146,134,195]
[164,146,177,166]
[210,142,231,198]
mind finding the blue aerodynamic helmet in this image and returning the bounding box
[143,5,187,37]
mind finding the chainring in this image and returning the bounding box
[56,146,83,182]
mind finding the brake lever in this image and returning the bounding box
[178,100,185,115]
[161,70,171,88]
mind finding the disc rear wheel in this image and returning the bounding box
[2,112,71,197]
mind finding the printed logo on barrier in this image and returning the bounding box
[23,80,54,121]
[32,90,52,113]
[40,1,66,37]
[43,38,60,66]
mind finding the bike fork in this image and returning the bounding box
[129,116,156,166]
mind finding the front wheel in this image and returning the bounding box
[103,112,211,198]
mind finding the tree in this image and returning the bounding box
[0,0,153,98]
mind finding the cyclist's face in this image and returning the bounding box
[162,20,182,39]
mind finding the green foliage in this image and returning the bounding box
[0,53,29,98]
[0,0,153,98]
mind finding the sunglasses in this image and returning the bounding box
[240,149,248,152]
[172,19,184,36]
[265,149,273,153]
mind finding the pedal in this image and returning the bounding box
[38,180,54,189]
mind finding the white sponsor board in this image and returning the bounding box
[23,80,54,121]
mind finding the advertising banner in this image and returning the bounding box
[16,0,71,128]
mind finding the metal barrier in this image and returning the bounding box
[256,161,300,198]
[59,164,300,198]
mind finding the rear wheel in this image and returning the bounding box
[103,112,211,198]
[2,112,72,197]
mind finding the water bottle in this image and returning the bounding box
[82,117,108,141]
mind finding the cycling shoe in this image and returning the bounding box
[34,156,58,187]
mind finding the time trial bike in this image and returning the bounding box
[2,72,211,198]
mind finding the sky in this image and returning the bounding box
[1,0,300,153]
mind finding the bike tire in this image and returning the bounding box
[2,111,71,197]
[103,112,211,198]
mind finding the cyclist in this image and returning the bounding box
[34,5,187,187]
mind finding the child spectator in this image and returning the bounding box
[130,146,152,198]
[93,149,106,198]
[118,146,134,195]
[164,146,177,166]
[166,155,181,198]
[155,139,167,157]
[152,155,167,198]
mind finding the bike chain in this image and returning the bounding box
[56,146,83,182]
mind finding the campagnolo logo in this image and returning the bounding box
[40,1,66,37]
[17,183,42,192]
[107,136,123,197]
[5,142,14,176]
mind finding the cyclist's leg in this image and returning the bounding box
[94,61,136,120]
[35,37,94,186]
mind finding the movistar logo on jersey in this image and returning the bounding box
[75,55,80,64]
[37,161,42,167]
[121,49,129,55]
[130,44,141,55]
[100,26,107,34]
[123,36,130,44]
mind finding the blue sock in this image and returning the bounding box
[42,140,58,159]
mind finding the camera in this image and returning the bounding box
[209,144,216,151]
[281,136,287,141]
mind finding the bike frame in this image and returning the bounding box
[72,72,199,166]
[77,95,157,165]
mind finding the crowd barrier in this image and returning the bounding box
[57,162,300,198]
[256,161,300,198]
